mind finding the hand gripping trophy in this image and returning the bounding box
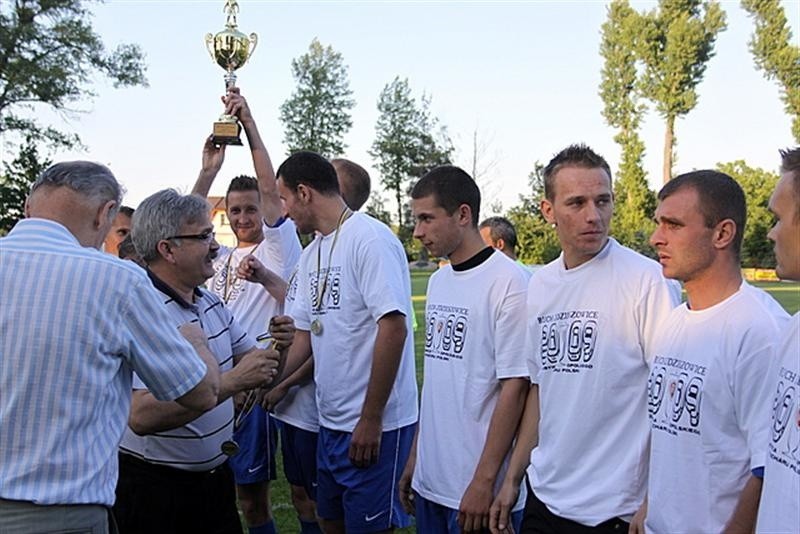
[205,0,257,145]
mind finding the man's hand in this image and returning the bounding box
[398,455,416,514]
[489,479,520,534]
[178,321,208,349]
[262,383,288,411]
[222,87,253,124]
[349,414,382,468]
[629,499,647,534]
[269,315,296,350]
[233,347,280,390]
[458,477,494,533]
[201,134,226,176]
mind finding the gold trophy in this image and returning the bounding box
[205,0,258,145]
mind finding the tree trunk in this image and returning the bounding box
[396,187,403,229]
[663,116,674,184]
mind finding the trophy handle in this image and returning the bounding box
[204,33,216,62]
[248,33,258,58]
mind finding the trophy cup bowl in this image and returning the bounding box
[205,19,258,146]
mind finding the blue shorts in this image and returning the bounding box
[228,405,278,485]
[316,424,415,533]
[279,421,319,500]
[415,494,523,534]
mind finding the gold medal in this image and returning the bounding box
[310,319,323,336]
[220,440,240,456]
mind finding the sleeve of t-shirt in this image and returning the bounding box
[525,278,542,384]
[356,232,410,322]
[258,219,303,280]
[735,327,781,470]
[636,275,681,366]
[495,269,530,380]
[122,278,208,401]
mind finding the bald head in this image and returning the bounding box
[25,161,123,249]
[332,158,371,211]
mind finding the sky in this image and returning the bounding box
[5,0,800,214]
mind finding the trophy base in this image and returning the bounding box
[211,120,243,146]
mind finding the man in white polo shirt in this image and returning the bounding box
[114,189,280,534]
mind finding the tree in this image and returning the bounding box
[0,0,147,148]
[600,0,657,256]
[0,135,51,234]
[638,0,726,183]
[279,38,355,158]
[364,191,392,227]
[370,77,452,257]
[741,0,800,142]
[717,160,778,268]
[505,163,561,265]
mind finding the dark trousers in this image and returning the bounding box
[113,453,242,534]
[521,479,629,534]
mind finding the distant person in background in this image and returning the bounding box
[117,234,145,267]
[640,170,789,533]
[479,216,519,262]
[0,162,218,533]
[103,205,134,254]
[756,147,800,533]
[332,158,371,212]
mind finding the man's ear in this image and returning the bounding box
[541,198,556,225]
[713,218,737,251]
[95,200,117,229]
[156,239,178,265]
[297,184,311,204]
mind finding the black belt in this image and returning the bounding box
[119,452,229,484]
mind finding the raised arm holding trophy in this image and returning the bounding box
[205,0,257,146]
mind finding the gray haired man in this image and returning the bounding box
[0,162,219,533]
[114,189,280,534]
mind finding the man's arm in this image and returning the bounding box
[237,253,287,303]
[460,377,529,533]
[276,328,313,384]
[129,345,279,435]
[398,427,420,514]
[349,311,407,468]
[192,135,226,197]
[223,88,282,225]
[722,474,763,534]
[489,383,540,534]
[263,357,314,411]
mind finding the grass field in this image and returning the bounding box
[263,272,799,533]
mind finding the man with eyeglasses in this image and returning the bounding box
[113,189,281,534]
[194,89,302,534]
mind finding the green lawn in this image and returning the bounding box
[262,271,799,532]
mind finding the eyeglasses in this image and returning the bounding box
[166,230,216,243]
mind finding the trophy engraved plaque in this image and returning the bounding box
[205,0,258,145]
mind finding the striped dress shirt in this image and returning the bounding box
[0,219,208,506]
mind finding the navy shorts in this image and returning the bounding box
[228,405,278,485]
[279,421,319,500]
[415,494,523,533]
[316,424,415,533]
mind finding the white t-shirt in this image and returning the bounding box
[526,238,679,526]
[272,265,319,432]
[645,283,789,534]
[292,211,418,432]
[413,250,529,511]
[210,219,302,340]
[757,313,800,533]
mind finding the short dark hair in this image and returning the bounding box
[410,165,481,226]
[332,158,371,211]
[276,151,340,196]
[225,175,259,203]
[658,170,746,256]
[479,216,517,250]
[119,205,135,218]
[780,147,800,212]
[543,144,612,201]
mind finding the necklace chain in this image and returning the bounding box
[314,207,352,312]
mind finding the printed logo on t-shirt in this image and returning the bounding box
[536,310,598,373]
[425,303,468,361]
[648,356,706,437]
[308,266,342,315]
[769,366,800,475]
[212,265,245,302]
[286,267,299,304]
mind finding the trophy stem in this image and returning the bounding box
[224,71,237,89]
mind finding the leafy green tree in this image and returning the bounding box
[600,0,657,256]
[0,136,51,233]
[638,0,726,183]
[505,163,560,265]
[279,38,355,158]
[370,77,452,257]
[717,160,778,268]
[365,192,392,227]
[741,0,800,142]
[0,0,147,148]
